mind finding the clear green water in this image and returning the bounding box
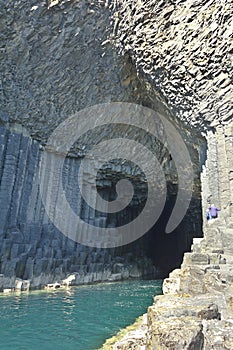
[0,280,162,350]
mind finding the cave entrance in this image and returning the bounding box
[95,136,206,278]
[74,114,206,279]
[107,180,203,279]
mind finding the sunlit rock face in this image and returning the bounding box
[0,0,206,289]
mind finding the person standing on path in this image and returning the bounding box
[208,204,221,219]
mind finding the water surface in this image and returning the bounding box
[0,280,162,350]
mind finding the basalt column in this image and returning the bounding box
[0,0,206,289]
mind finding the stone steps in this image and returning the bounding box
[109,91,233,349]
[219,254,233,266]
[225,215,233,228]
[202,226,224,252]
[220,228,233,255]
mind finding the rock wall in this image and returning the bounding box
[0,120,203,289]
[0,0,206,289]
[0,0,143,140]
[0,123,161,290]
[0,0,152,289]
[109,0,232,129]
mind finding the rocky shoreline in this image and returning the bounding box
[0,254,158,293]
[0,273,145,294]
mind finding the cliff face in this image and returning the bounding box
[109,0,232,129]
[100,0,233,348]
[0,0,154,288]
[0,0,141,139]
[0,0,206,289]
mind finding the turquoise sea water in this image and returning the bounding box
[0,280,162,350]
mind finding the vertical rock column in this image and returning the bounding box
[224,124,233,218]
[201,131,220,212]
[216,126,232,217]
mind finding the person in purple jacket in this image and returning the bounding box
[208,204,221,219]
